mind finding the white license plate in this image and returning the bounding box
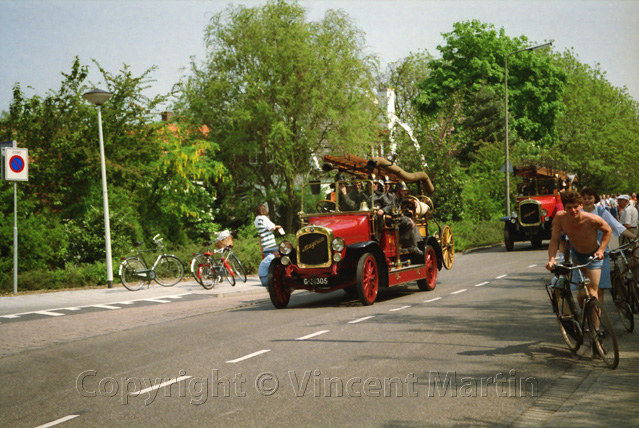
[303,277,328,286]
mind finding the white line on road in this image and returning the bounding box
[451,289,467,295]
[35,311,65,317]
[61,307,81,311]
[389,305,411,312]
[138,376,192,395]
[474,281,489,287]
[227,349,271,363]
[495,274,507,279]
[527,264,537,268]
[0,314,21,319]
[349,316,375,324]
[296,330,330,340]
[144,299,172,303]
[424,297,442,303]
[117,301,135,305]
[92,304,121,310]
[33,414,80,428]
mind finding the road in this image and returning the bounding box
[1,244,638,428]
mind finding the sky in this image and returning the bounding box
[1,0,638,115]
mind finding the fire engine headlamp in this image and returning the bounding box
[331,237,346,252]
[279,241,293,256]
[333,252,343,262]
[541,209,548,217]
[281,256,291,266]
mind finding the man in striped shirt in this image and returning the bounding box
[254,204,283,256]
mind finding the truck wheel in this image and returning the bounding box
[267,259,290,309]
[417,245,438,291]
[504,224,515,252]
[356,253,378,305]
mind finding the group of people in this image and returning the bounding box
[597,192,638,221]
[546,187,638,357]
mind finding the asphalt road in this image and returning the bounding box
[1,244,638,428]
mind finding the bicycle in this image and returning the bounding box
[546,257,619,369]
[190,241,234,289]
[190,231,247,289]
[609,238,639,332]
[119,234,185,291]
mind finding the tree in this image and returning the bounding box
[414,20,566,153]
[175,0,380,231]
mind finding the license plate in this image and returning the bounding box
[303,277,328,286]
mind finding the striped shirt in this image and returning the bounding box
[254,215,277,251]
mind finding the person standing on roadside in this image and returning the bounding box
[254,204,283,257]
[617,194,638,245]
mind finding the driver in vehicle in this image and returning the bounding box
[377,181,423,256]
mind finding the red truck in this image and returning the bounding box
[267,154,454,308]
[501,162,577,251]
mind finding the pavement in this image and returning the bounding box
[1,272,638,427]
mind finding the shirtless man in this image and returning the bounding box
[546,190,612,300]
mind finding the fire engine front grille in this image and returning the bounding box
[298,233,330,266]
[519,201,542,226]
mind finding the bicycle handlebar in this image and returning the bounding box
[550,256,597,275]
[610,236,639,254]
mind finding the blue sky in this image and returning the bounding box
[1,0,638,114]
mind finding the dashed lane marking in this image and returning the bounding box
[474,281,489,287]
[528,264,537,268]
[349,316,375,324]
[227,349,271,363]
[424,297,442,303]
[33,414,80,428]
[144,299,172,303]
[296,330,330,340]
[495,274,507,279]
[451,289,467,295]
[389,305,411,312]
[92,304,121,310]
[138,376,192,395]
[34,311,65,317]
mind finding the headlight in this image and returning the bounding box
[512,212,518,218]
[279,241,293,255]
[333,252,343,262]
[281,256,291,266]
[541,209,548,217]
[331,237,345,252]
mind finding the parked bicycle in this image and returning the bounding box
[119,234,185,291]
[546,257,619,369]
[190,231,247,289]
[609,238,639,332]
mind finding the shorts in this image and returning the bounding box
[570,248,604,270]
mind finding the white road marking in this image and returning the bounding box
[138,376,192,395]
[118,301,135,305]
[495,274,507,279]
[474,281,489,287]
[0,314,21,319]
[389,305,411,312]
[164,295,185,299]
[451,289,467,295]
[92,304,121,310]
[527,264,537,268]
[33,414,80,428]
[35,311,65,317]
[424,297,442,303]
[144,299,171,303]
[227,349,271,363]
[61,307,81,311]
[296,330,330,340]
[349,316,375,324]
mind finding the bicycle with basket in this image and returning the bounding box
[190,230,248,289]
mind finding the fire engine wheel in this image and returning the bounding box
[356,253,379,306]
[441,225,454,270]
[267,259,290,309]
[504,224,515,252]
[417,245,438,291]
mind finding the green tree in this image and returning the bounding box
[175,0,379,231]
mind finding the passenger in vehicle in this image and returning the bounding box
[377,181,423,256]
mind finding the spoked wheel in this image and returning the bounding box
[268,259,290,309]
[628,277,639,314]
[610,274,634,332]
[228,253,247,282]
[191,254,208,287]
[504,224,515,252]
[155,255,185,286]
[223,261,236,286]
[587,298,619,369]
[416,245,438,291]
[120,257,148,291]
[440,225,454,270]
[196,263,222,290]
[356,253,379,305]
[554,289,583,352]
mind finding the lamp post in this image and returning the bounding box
[504,41,553,216]
[83,89,114,288]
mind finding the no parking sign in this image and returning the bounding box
[3,148,28,181]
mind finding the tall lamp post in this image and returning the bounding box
[83,89,114,288]
[504,41,553,216]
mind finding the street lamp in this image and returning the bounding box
[83,89,114,288]
[504,41,553,216]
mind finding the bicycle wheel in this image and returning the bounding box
[196,263,217,289]
[629,276,639,314]
[221,260,236,286]
[587,298,619,369]
[191,254,207,284]
[155,255,184,287]
[610,272,634,332]
[554,288,582,352]
[119,257,148,291]
[227,253,247,282]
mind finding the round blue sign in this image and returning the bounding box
[9,155,25,173]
